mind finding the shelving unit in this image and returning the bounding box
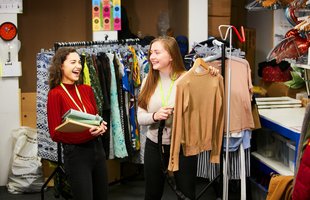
[253,107,305,175]
[251,152,293,176]
[294,63,310,70]
[291,63,310,97]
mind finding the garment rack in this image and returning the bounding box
[53,38,140,50]
[196,41,226,200]
[40,38,140,200]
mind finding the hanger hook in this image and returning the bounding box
[232,26,245,43]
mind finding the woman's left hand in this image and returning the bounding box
[90,120,108,137]
[209,65,219,76]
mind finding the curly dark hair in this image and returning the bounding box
[48,47,82,89]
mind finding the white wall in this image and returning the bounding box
[93,31,118,41]
[246,10,274,85]
[188,0,208,48]
[0,14,21,186]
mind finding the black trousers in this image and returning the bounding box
[144,138,198,200]
[63,137,108,200]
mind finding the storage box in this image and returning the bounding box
[259,80,306,98]
[273,133,289,167]
[255,128,276,158]
[208,16,231,38]
[41,159,56,187]
[208,0,231,17]
[41,159,121,186]
[286,142,296,173]
[20,92,37,128]
[106,159,120,183]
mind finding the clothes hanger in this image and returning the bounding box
[245,0,268,11]
[202,39,224,62]
[193,57,210,72]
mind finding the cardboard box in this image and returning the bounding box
[208,16,231,38]
[208,0,231,17]
[302,98,310,107]
[260,80,306,98]
[107,159,120,183]
[21,92,37,128]
[42,159,56,187]
[41,159,121,187]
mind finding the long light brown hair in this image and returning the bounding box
[138,36,186,110]
[48,47,82,89]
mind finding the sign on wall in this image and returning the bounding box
[0,0,23,14]
[92,0,121,31]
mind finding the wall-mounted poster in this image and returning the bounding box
[273,9,292,47]
[92,0,121,31]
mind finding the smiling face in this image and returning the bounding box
[61,52,82,84]
[149,41,173,74]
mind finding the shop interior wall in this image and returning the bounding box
[226,0,272,85]
[167,0,188,37]
[18,0,92,93]
[122,0,188,38]
[246,9,273,85]
[17,0,270,93]
[19,0,189,93]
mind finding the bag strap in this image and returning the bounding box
[157,120,191,200]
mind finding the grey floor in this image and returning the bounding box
[0,177,230,200]
[0,177,249,200]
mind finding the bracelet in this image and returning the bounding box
[152,112,158,122]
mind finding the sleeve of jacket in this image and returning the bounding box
[168,83,186,171]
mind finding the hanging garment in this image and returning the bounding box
[196,151,221,181]
[136,49,149,80]
[106,53,128,158]
[82,55,91,86]
[222,130,252,152]
[128,46,141,87]
[36,51,58,162]
[85,54,104,117]
[196,148,251,180]
[122,49,140,150]
[220,56,254,200]
[113,55,135,158]
[168,60,225,172]
[222,56,255,133]
[94,52,112,158]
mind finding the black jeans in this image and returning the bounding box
[144,138,197,200]
[63,137,108,200]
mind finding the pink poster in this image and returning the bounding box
[92,0,121,31]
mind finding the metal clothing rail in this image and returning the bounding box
[218,25,246,200]
[196,41,226,200]
[54,38,140,50]
[40,37,140,200]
